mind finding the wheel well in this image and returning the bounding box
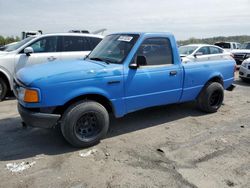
[54,94,113,115]
[196,76,224,100]
[207,76,223,86]
[0,71,10,91]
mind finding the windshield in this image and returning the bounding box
[4,37,35,52]
[214,42,230,49]
[88,34,139,64]
[240,43,250,49]
[178,45,198,55]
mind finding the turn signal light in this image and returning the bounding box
[24,89,39,103]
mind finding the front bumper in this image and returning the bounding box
[18,104,61,128]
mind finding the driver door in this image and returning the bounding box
[14,36,61,73]
[124,37,183,113]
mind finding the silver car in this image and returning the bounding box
[239,58,250,82]
[179,44,233,63]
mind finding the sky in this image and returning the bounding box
[0,0,250,40]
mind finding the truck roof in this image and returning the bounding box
[110,32,175,37]
[36,32,104,39]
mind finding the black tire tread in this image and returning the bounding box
[0,77,8,101]
[61,100,109,148]
[197,82,224,113]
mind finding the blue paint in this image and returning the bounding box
[15,32,235,118]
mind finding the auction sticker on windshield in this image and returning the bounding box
[118,36,133,42]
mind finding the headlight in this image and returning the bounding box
[245,54,250,58]
[18,87,39,103]
[241,61,248,68]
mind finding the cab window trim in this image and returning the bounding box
[131,37,174,68]
[19,36,60,54]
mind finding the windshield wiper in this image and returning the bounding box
[89,57,117,65]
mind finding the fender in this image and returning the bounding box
[64,86,112,104]
[206,72,224,85]
[0,66,12,90]
[62,86,125,118]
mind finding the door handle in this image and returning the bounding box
[169,71,177,76]
[107,80,120,85]
[47,56,57,61]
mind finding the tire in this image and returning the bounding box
[61,100,109,148]
[0,78,8,101]
[197,82,224,113]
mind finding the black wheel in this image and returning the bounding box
[0,78,8,101]
[197,82,224,113]
[61,100,109,148]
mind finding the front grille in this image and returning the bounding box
[248,65,250,70]
[233,53,249,65]
[234,54,246,60]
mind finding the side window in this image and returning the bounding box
[233,43,236,49]
[88,37,102,50]
[209,47,223,54]
[62,36,91,52]
[136,38,173,66]
[197,47,210,55]
[29,37,58,53]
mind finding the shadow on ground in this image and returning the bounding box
[0,102,206,161]
[234,79,250,87]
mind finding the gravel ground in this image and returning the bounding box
[0,73,249,188]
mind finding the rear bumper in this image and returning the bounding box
[18,104,61,128]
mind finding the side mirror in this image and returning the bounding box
[194,52,203,58]
[136,55,147,66]
[129,55,147,69]
[24,47,34,56]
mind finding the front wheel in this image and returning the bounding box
[0,78,8,101]
[197,82,224,113]
[61,100,109,148]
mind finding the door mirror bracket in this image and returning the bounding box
[24,47,34,56]
[129,55,147,69]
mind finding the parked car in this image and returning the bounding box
[0,33,103,101]
[179,44,233,63]
[239,58,250,81]
[231,42,250,65]
[14,32,236,147]
[214,42,240,52]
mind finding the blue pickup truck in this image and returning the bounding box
[14,32,236,147]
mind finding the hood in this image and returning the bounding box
[231,49,250,54]
[0,51,9,56]
[16,59,123,86]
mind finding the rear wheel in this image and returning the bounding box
[0,78,8,101]
[197,82,224,113]
[61,100,109,148]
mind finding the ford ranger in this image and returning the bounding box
[14,32,236,147]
